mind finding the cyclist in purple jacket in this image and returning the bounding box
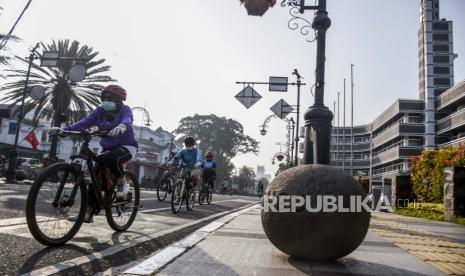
[50,84,138,222]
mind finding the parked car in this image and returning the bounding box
[17,158,43,180]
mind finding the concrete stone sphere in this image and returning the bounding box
[261,165,370,261]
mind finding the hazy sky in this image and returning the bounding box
[1,0,464,176]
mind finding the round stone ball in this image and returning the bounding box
[261,164,370,261]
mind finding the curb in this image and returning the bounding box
[122,204,260,275]
[22,203,257,276]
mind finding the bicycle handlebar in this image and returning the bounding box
[51,130,108,138]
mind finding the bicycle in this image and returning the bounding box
[170,166,197,213]
[198,169,214,205]
[25,130,140,246]
[156,157,176,202]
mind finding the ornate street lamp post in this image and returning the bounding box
[243,0,333,165]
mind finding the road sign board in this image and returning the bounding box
[235,85,262,109]
[270,99,293,119]
[269,77,288,92]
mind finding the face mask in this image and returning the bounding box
[101,101,116,111]
[186,146,194,151]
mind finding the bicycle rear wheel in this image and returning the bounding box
[26,163,87,246]
[186,185,196,211]
[207,189,213,204]
[171,180,184,213]
[105,171,140,232]
[157,176,170,202]
[198,184,205,205]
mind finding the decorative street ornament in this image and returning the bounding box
[68,64,87,82]
[240,0,276,16]
[270,99,293,119]
[29,85,46,100]
[235,85,262,109]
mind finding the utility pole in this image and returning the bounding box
[6,43,40,183]
[290,118,295,167]
[337,91,340,166]
[332,100,336,163]
[343,79,346,172]
[293,69,302,166]
[350,64,354,177]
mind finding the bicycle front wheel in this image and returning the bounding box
[171,180,184,214]
[105,171,140,232]
[26,163,87,246]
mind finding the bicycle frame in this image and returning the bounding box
[52,131,111,210]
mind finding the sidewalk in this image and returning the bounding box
[125,205,465,276]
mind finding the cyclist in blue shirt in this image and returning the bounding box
[170,136,202,187]
[200,151,216,190]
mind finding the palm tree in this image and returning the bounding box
[0,39,115,157]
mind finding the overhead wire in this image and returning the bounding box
[0,0,33,51]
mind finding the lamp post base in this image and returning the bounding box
[304,104,333,165]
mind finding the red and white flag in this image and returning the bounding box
[25,130,40,150]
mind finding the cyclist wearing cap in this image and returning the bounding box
[200,151,216,190]
[170,136,202,187]
[50,84,137,222]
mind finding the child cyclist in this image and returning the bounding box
[50,84,138,222]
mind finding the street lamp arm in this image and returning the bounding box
[131,106,152,126]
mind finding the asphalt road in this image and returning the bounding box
[0,182,259,275]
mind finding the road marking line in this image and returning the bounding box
[122,204,259,275]
[138,199,255,213]
[21,203,256,276]
[0,216,49,228]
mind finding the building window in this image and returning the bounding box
[434,78,450,86]
[433,66,450,74]
[433,55,449,63]
[8,122,17,134]
[434,89,447,96]
[433,44,449,52]
[433,22,448,30]
[433,34,448,41]
[41,130,47,142]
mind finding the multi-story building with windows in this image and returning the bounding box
[330,0,462,206]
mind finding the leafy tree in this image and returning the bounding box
[0,39,115,156]
[234,166,256,194]
[411,144,465,202]
[174,114,259,181]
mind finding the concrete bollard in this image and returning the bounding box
[261,164,370,261]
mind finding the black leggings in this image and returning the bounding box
[88,146,132,208]
[97,146,132,178]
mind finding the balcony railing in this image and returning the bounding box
[372,123,423,149]
[437,108,465,135]
[372,146,422,166]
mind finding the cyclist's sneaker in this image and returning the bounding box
[68,207,94,223]
[116,177,130,200]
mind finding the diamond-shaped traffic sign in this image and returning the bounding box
[270,99,293,119]
[235,85,262,109]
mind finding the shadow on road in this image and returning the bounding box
[19,244,103,275]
